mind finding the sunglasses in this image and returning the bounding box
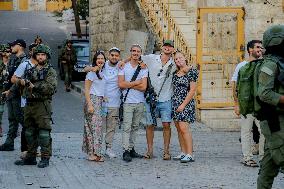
[157,68,163,77]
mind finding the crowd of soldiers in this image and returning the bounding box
[0,37,57,168]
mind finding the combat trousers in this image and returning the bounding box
[105,107,119,149]
[122,103,144,151]
[240,114,265,160]
[5,97,27,151]
[257,116,284,189]
[63,64,73,86]
[24,100,52,158]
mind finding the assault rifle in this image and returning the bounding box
[145,76,157,126]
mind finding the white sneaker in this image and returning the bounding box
[180,154,195,163]
[173,152,185,161]
[105,148,117,158]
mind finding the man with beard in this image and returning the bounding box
[59,40,77,92]
[231,40,265,167]
[0,39,27,152]
[257,25,284,189]
[14,44,57,168]
[84,47,121,158]
[9,43,38,158]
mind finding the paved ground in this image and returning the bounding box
[1,127,284,189]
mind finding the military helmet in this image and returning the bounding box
[33,44,51,59]
[0,44,10,52]
[263,25,284,48]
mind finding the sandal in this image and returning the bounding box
[144,151,153,159]
[87,155,105,162]
[241,159,258,167]
[163,151,171,160]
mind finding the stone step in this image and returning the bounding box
[168,3,183,10]
[170,10,188,17]
[199,109,240,131]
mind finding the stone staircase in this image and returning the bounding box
[136,0,240,131]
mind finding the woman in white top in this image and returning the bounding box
[82,51,106,162]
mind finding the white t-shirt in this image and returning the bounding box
[103,61,120,108]
[118,62,148,104]
[14,59,35,107]
[85,71,105,97]
[141,54,175,102]
[231,60,248,82]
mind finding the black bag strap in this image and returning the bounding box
[157,63,173,98]
[121,64,142,103]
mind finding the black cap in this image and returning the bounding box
[9,39,26,48]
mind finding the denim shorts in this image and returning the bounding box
[145,100,172,125]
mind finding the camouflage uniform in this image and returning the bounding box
[59,41,77,89]
[257,25,284,189]
[0,44,10,136]
[19,44,57,168]
[0,50,27,151]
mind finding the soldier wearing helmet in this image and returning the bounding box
[257,25,284,189]
[14,44,57,168]
[59,39,77,92]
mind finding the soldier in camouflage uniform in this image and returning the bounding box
[59,40,77,92]
[0,44,11,137]
[0,39,27,151]
[14,44,57,168]
[257,25,284,188]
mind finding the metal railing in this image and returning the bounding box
[138,0,194,63]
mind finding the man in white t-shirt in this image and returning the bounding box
[231,40,264,167]
[141,40,176,160]
[84,47,121,158]
[9,43,38,159]
[118,44,148,162]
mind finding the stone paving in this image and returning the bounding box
[1,124,284,189]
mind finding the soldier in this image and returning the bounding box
[0,39,27,151]
[59,40,77,92]
[0,44,11,137]
[14,44,57,168]
[257,25,284,188]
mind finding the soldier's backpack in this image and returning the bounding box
[237,55,283,117]
[237,59,264,116]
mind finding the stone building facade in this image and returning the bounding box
[90,0,284,57]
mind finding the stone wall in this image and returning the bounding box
[89,0,148,57]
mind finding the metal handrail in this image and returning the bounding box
[138,0,194,63]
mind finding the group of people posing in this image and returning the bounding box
[82,40,198,163]
[0,37,57,168]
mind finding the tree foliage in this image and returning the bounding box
[77,0,89,20]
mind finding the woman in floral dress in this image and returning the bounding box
[82,51,106,162]
[172,51,198,163]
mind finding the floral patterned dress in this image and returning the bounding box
[82,71,105,157]
[172,68,198,124]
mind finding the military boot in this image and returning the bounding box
[130,148,143,158]
[123,150,132,162]
[14,157,37,166]
[38,157,50,168]
[0,143,14,151]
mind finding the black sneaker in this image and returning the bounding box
[37,158,50,168]
[130,148,143,158]
[14,157,37,166]
[0,144,14,151]
[123,150,132,162]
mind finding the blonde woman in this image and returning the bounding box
[172,51,198,163]
[82,51,106,162]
